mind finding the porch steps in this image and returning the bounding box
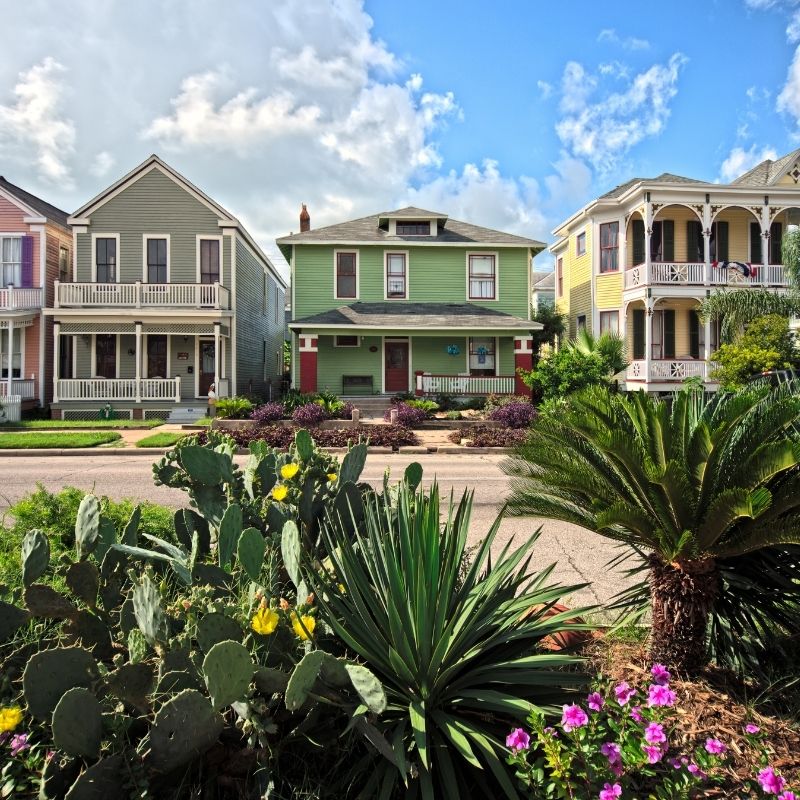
[166,406,207,424]
[341,394,393,420]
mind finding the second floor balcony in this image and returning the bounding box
[624,262,788,291]
[54,281,230,310]
[0,285,43,311]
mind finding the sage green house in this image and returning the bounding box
[45,155,286,420]
[278,207,544,397]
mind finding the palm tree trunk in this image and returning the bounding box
[648,556,720,673]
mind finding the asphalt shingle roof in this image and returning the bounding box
[598,172,707,200]
[290,302,541,330]
[731,148,800,186]
[0,177,69,228]
[532,271,555,290]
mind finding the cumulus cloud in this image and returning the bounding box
[597,28,650,50]
[719,144,778,181]
[89,150,115,177]
[555,53,687,173]
[537,80,553,99]
[0,57,75,185]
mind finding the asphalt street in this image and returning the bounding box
[0,452,632,609]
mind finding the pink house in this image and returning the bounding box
[0,177,71,409]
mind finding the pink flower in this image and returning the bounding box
[599,783,622,800]
[505,728,530,752]
[647,683,676,707]
[687,763,708,780]
[543,726,558,737]
[601,742,622,765]
[9,733,29,757]
[629,705,644,723]
[746,724,761,735]
[705,738,726,755]
[778,793,797,800]
[644,722,666,745]
[642,744,663,764]
[668,757,682,769]
[587,692,605,712]
[650,663,671,686]
[614,682,636,706]
[561,703,589,732]
[609,760,624,777]
[758,767,787,795]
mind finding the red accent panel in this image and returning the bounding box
[299,350,317,393]
[514,352,533,396]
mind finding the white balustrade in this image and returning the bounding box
[55,378,180,401]
[55,281,230,309]
[625,262,787,290]
[0,379,35,399]
[0,286,43,309]
[0,395,21,422]
[626,360,707,382]
[416,373,515,395]
[624,265,644,289]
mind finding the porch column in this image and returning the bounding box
[513,335,533,396]
[52,321,60,403]
[134,321,142,403]
[703,232,712,284]
[6,318,13,400]
[644,198,653,283]
[703,317,712,378]
[645,300,654,383]
[618,216,627,275]
[213,322,221,395]
[298,332,318,393]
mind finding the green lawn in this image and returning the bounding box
[0,418,163,430]
[0,431,122,449]
[135,432,187,448]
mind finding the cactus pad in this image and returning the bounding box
[237,527,265,582]
[345,664,386,714]
[294,429,314,461]
[64,754,125,799]
[340,442,367,484]
[132,574,165,645]
[74,495,100,560]
[144,689,223,773]
[24,584,77,619]
[66,561,99,607]
[52,687,103,758]
[196,612,241,653]
[106,663,154,713]
[63,611,113,660]
[39,754,81,800]
[21,529,49,586]
[319,654,350,688]
[22,646,99,719]
[217,503,242,570]
[285,650,325,711]
[253,666,289,695]
[0,600,29,643]
[202,640,254,710]
[156,669,203,695]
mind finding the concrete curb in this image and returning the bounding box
[0,447,172,457]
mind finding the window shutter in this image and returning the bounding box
[750,222,763,264]
[662,220,675,261]
[716,221,729,261]
[687,221,702,262]
[633,309,645,360]
[21,235,34,288]
[632,219,645,265]
[664,309,676,359]
[689,311,700,359]
[770,222,783,265]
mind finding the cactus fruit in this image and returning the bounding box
[144,689,223,773]
[294,429,314,461]
[63,754,125,799]
[285,650,326,711]
[202,640,254,710]
[339,442,368,485]
[21,529,49,586]
[132,574,165,645]
[25,584,77,619]
[196,612,241,654]
[0,600,29,643]
[237,528,265,582]
[52,687,103,758]
[74,495,100,560]
[217,503,242,570]
[66,560,99,607]
[106,663,154,713]
[253,666,289,695]
[345,664,386,714]
[22,646,99,719]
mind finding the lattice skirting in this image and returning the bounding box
[143,409,173,420]
[60,408,135,421]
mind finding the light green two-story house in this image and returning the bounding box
[278,207,543,397]
[45,155,287,420]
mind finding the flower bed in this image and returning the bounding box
[448,425,527,448]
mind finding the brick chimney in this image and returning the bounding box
[300,203,310,232]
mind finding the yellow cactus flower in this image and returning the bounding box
[327,473,338,482]
[0,707,23,733]
[291,612,316,641]
[337,583,346,595]
[272,484,289,502]
[281,463,300,480]
[251,606,280,636]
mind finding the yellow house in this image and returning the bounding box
[551,148,800,392]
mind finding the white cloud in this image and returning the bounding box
[537,80,553,99]
[718,144,778,182]
[788,10,800,41]
[597,28,650,50]
[555,53,687,173]
[778,44,800,127]
[0,57,75,185]
[744,0,780,8]
[89,150,114,178]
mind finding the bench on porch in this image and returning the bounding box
[342,375,374,394]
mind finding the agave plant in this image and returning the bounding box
[310,481,589,800]
[503,383,800,673]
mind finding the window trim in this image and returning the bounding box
[0,325,24,379]
[577,314,587,332]
[58,245,70,284]
[91,333,120,379]
[0,234,23,289]
[466,251,499,301]
[575,231,587,258]
[599,222,619,273]
[334,335,360,348]
[384,250,409,300]
[467,335,499,376]
[333,249,359,300]
[91,233,120,283]
[556,256,564,298]
[142,234,170,283]
[196,235,224,285]
[395,220,431,236]
[599,310,619,335]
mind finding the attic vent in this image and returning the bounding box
[396,221,431,236]
[791,163,800,184]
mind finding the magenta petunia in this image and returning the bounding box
[561,703,589,732]
[647,683,676,707]
[758,767,787,795]
[778,792,797,800]
[505,728,530,752]
[9,733,29,757]
[745,723,761,735]
[687,763,708,780]
[650,663,671,686]
[642,744,663,764]
[629,705,644,723]
[614,681,636,706]
[705,738,726,755]
[644,722,666,745]
[587,692,605,712]
[599,783,622,800]
[601,742,622,765]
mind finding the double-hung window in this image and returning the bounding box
[95,237,117,283]
[468,254,496,299]
[576,232,586,257]
[199,239,220,284]
[469,337,496,376]
[335,251,357,298]
[0,327,21,378]
[1,237,22,287]
[556,256,563,297]
[599,310,619,334]
[59,246,69,283]
[146,238,168,283]
[599,222,619,272]
[386,253,407,299]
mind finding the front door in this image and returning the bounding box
[147,335,168,378]
[384,341,409,393]
[199,340,215,396]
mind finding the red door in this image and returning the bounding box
[384,341,409,393]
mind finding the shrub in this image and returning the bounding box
[405,398,439,415]
[488,401,537,429]
[335,401,355,420]
[433,393,456,410]
[292,402,329,426]
[282,389,318,413]
[214,395,254,419]
[448,425,527,447]
[383,401,426,427]
[197,424,418,450]
[460,395,487,411]
[445,410,462,420]
[250,401,285,424]
[484,393,532,413]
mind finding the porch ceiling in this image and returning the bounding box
[57,321,230,336]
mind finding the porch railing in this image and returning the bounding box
[0,286,43,310]
[55,281,230,309]
[626,360,708,382]
[624,263,788,289]
[416,373,516,395]
[54,377,181,402]
[0,379,35,399]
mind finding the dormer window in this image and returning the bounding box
[396,221,431,236]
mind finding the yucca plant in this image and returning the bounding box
[310,482,589,800]
[504,383,800,674]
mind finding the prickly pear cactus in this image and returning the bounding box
[345,664,386,714]
[63,753,125,799]
[237,527,265,582]
[196,612,242,653]
[253,666,289,695]
[65,560,99,607]
[294,429,314,461]
[285,650,326,711]
[121,504,141,546]
[25,584,77,620]
[105,662,154,713]
[74,494,100,560]
[202,640,254,710]
[0,600,29,643]
[281,520,305,598]
[22,646,99,719]
[404,461,424,491]
[144,689,223,774]
[132,573,165,645]
[21,529,49,586]
[217,503,242,570]
[339,442,368,484]
[52,687,103,758]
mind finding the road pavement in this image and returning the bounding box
[0,452,632,609]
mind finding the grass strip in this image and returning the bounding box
[0,431,122,449]
[0,419,163,430]
[135,432,187,448]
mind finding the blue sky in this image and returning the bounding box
[0,0,799,275]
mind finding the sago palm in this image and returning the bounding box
[503,383,800,673]
[566,328,627,376]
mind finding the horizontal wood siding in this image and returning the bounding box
[316,335,382,394]
[413,336,468,374]
[595,272,622,310]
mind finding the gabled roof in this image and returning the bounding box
[598,172,706,200]
[532,270,555,290]
[0,177,69,228]
[731,148,800,186]
[378,206,448,220]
